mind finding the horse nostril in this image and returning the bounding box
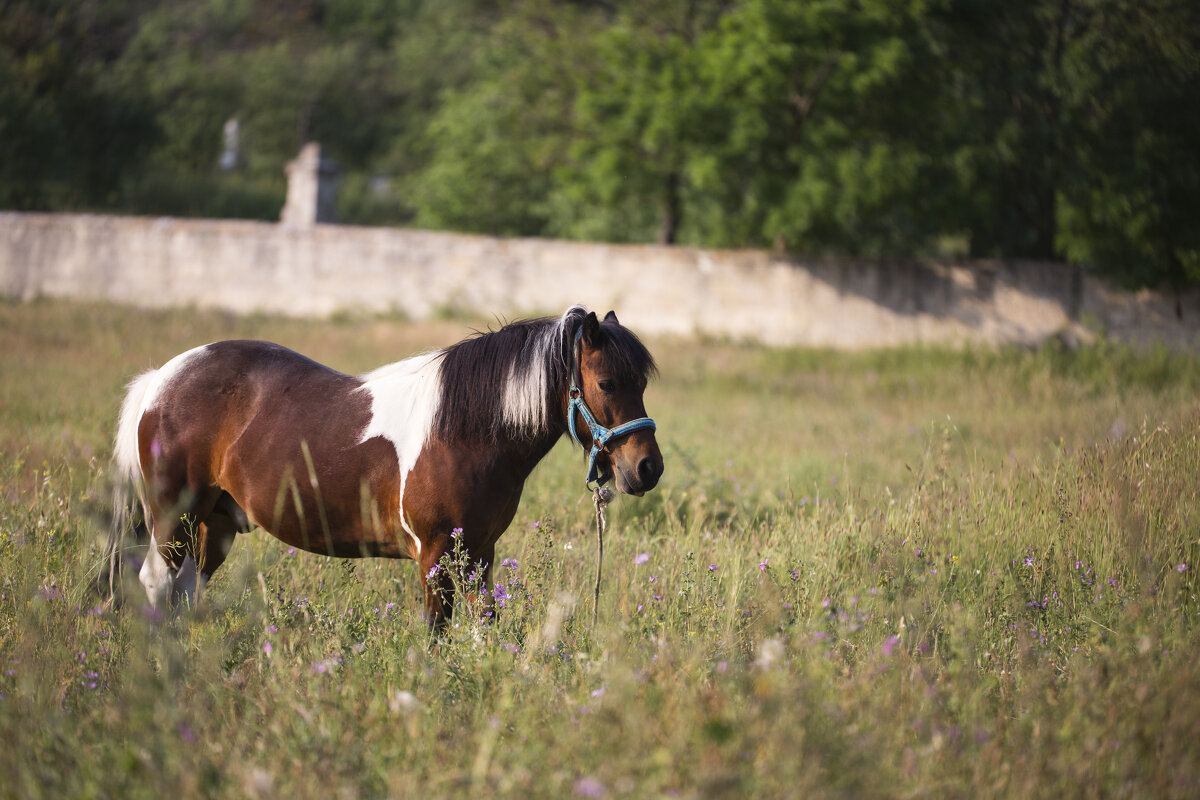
[637,456,662,487]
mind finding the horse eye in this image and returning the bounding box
[598,379,616,394]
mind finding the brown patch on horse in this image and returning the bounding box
[138,341,409,571]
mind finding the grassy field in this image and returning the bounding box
[2,299,1200,798]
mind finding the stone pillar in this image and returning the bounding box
[280,142,338,227]
[219,118,240,170]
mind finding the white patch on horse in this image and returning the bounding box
[501,307,578,436]
[357,352,443,558]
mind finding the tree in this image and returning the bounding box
[555,1,732,245]
[1054,0,1200,305]
[685,0,957,255]
[407,2,585,236]
[3,0,1197,294]
[0,0,157,210]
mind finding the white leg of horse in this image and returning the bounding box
[139,542,174,609]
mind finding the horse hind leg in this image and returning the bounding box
[172,492,248,608]
[139,501,192,611]
[140,486,229,610]
[187,493,246,599]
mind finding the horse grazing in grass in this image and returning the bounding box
[105,306,663,627]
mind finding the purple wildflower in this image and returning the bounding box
[501,558,519,570]
[708,564,717,571]
[573,777,607,798]
[881,635,901,657]
[263,641,272,655]
[426,564,440,580]
[634,552,650,565]
[1178,563,1189,572]
[758,558,769,573]
[493,583,510,609]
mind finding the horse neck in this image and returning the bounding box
[502,395,572,466]
[480,381,573,479]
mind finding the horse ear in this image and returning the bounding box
[603,310,619,325]
[582,311,603,347]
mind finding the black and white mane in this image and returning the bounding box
[434,306,656,445]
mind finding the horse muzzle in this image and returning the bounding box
[612,449,664,496]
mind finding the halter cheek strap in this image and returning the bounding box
[567,327,657,489]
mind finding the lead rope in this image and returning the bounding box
[591,485,615,628]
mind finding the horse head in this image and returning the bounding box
[570,310,664,496]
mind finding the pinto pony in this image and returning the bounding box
[105,306,663,626]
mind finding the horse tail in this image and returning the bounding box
[103,369,157,601]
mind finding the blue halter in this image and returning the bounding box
[567,326,657,488]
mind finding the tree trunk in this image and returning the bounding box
[657,172,680,246]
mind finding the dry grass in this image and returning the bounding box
[1,300,1199,798]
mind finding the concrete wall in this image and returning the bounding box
[2,211,1196,348]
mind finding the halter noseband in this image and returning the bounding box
[567,326,657,488]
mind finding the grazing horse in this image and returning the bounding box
[105,306,663,627]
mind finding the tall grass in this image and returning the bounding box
[1,300,1199,797]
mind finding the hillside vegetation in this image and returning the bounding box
[3,1,1198,289]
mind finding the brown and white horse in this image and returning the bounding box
[106,306,663,627]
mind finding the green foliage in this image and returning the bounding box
[1,0,1198,287]
[4,301,1200,796]
[406,3,587,236]
[1054,0,1200,292]
[0,0,159,210]
[552,2,727,245]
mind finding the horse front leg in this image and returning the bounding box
[419,539,454,631]
[472,544,496,624]
[417,540,496,630]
